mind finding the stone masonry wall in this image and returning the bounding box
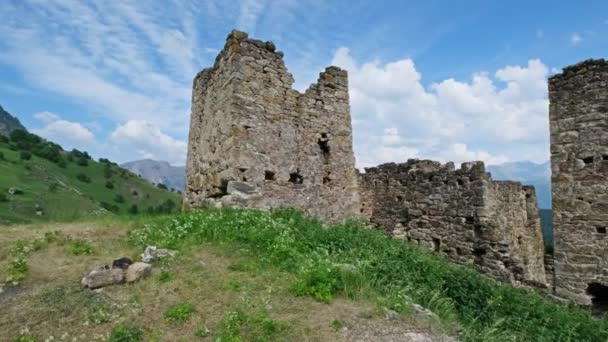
[360,160,547,285]
[184,30,360,222]
[549,59,608,306]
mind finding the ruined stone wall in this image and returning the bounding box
[549,59,608,306]
[185,30,360,222]
[360,160,547,285]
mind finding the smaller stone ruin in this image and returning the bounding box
[360,160,547,285]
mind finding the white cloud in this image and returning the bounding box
[110,120,187,165]
[570,33,582,45]
[34,111,59,124]
[332,48,550,169]
[32,112,97,151]
[237,0,266,33]
[433,143,509,166]
[0,1,196,135]
[536,29,544,39]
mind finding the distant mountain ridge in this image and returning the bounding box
[121,159,185,191]
[0,105,27,137]
[487,161,551,209]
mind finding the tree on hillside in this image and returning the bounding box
[114,194,125,203]
[155,199,176,214]
[76,173,91,183]
[105,181,114,189]
[101,201,119,213]
[104,165,114,178]
[8,129,66,165]
[20,151,31,160]
[0,151,4,160]
[157,183,168,190]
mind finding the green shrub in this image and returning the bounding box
[293,264,340,303]
[0,151,4,160]
[76,173,91,183]
[109,323,144,342]
[157,183,168,190]
[215,309,283,341]
[7,255,28,282]
[19,151,31,160]
[13,336,36,342]
[104,166,114,179]
[155,199,176,214]
[128,205,139,215]
[48,182,59,193]
[193,324,209,338]
[165,303,195,322]
[331,319,345,331]
[77,157,88,166]
[158,270,173,282]
[114,194,125,203]
[101,202,119,213]
[87,298,111,324]
[216,310,245,341]
[0,135,8,143]
[57,158,67,168]
[0,193,8,202]
[105,181,114,189]
[67,239,93,255]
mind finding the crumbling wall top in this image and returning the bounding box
[364,159,486,175]
[549,58,608,84]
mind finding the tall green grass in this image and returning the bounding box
[129,209,608,341]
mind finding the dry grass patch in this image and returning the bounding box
[1,221,443,342]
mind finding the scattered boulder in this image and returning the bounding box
[411,304,437,320]
[142,246,177,263]
[126,262,152,283]
[383,307,399,320]
[112,257,133,270]
[81,268,125,289]
[8,187,23,195]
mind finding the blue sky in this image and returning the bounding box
[0,0,606,166]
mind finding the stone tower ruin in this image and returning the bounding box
[185,30,548,288]
[360,160,547,285]
[549,59,608,307]
[184,30,360,222]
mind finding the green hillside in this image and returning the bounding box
[0,131,181,224]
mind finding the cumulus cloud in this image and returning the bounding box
[110,120,187,165]
[32,112,98,151]
[34,111,60,124]
[332,48,550,169]
[570,33,582,45]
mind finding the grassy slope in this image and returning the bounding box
[2,210,607,341]
[0,218,446,342]
[130,209,608,342]
[0,142,181,224]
